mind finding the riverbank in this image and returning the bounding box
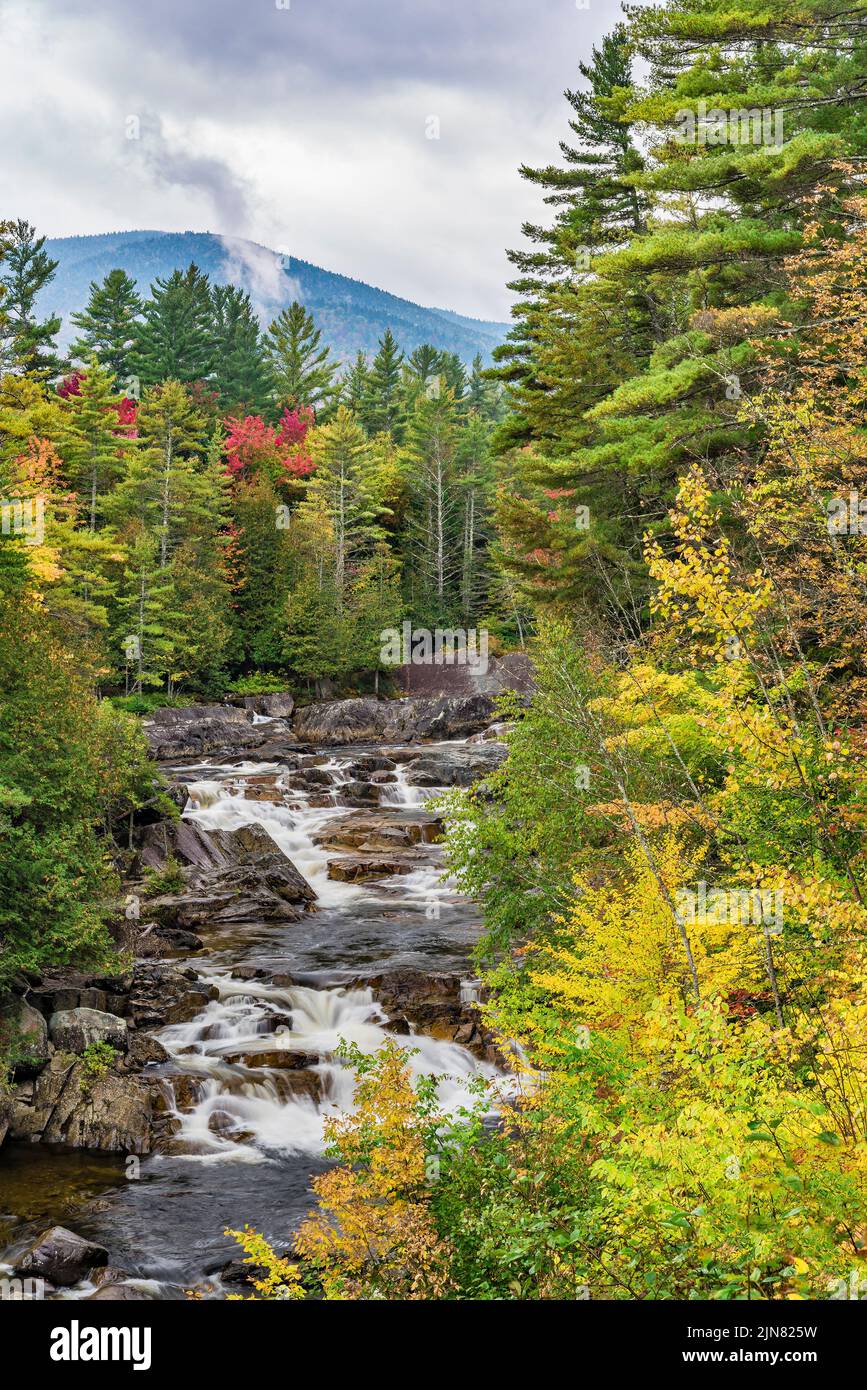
[0,693,509,1299]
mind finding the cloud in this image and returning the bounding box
[217,236,301,322]
[131,112,253,233]
[0,0,629,320]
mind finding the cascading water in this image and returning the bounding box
[153,971,498,1165]
[0,735,502,1295]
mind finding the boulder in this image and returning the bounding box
[292,694,498,746]
[347,969,502,1063]
[8,1054,156,1152]
[327,855,419,882]
[25,973,131,1020]
[14,1227,109,1287]
[49,1008,128,1055]
[222,1050,320,1070]
[402,743,506,788]
[125,1033,170,1070]
[144,823,316,929]
[313,812,442,852]
[127,963,218,1030]
[242,691,295,720]
[143,702,292,761]
[0,996,51,1077]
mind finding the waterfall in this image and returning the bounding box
[154,971,499,1164]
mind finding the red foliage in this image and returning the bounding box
[223,408,315,483]
[57,371,84,398]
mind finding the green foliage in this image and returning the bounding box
[70,268,142,383]
[264,301,339,414]
[80,1040,120,1082]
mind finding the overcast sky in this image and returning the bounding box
[0,0,627,321]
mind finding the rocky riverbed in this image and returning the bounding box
[0,693,510,1299]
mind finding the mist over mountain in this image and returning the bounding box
[41,230,508,363]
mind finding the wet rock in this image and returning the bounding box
[274,1069,324,1104]
[49,1008,128,1055]
[403,743,506,788]
[241,691,295,720]
[14,1226,109,1287]
[144,702,291,761]
[314,812,442,852]
[92,1265,134,1288]
[0,996,51,1078]
[350,755,397,774]
[125,1033,170,1070]
[87,1283,156,1301]
[128,963,218,1030]
[222,1050,319,1070]
[468,721,513,743]
[288,766,334,788]
[153,1074,205,1111]
[327,855,419,882]
[145,823,317,930]
[218,1258,269,1288]
[348,970,502,1063]
[337,780,386,806]
[292,693,498,746]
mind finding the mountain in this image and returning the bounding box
[40,230,508,364]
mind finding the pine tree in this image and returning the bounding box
[211,283,273,415]
[131,264,215,388]
[70,269,142,383]
[403,389,462,622]
[438,352,467,402]
[117,529,177,692]
[405,344,441,390]
[467,353,502,421]
[493,27,647,441]
[108,380,209,568]
[301,406,387,611]
[340,351,371,415]
[58,360,131,531]
[0,220,63,377]
[264,301,339,415]
[362,329,405,438]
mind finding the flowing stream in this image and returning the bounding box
[0,737,496,1297]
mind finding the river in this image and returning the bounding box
[0,735,498,1298]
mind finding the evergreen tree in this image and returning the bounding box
[264,301,339,415]
[58,360,131,532]
[70,269,142,383]
[131,264,215,388]
[403,389,462,621]
[340,350,371,415]
[405,344,441,390]
[117,529,177,692]
[0,220,63,377]
[438,352,467,402]
[362,328,405,438]
[211,283,273,415]
[108,380,209,568]
[301,406,387,611]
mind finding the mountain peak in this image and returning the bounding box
[42,230,508,363]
